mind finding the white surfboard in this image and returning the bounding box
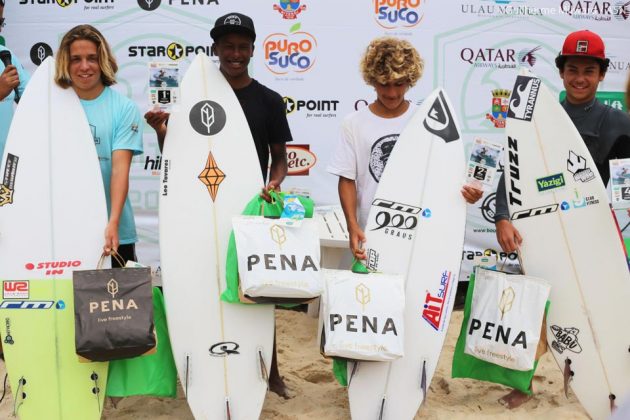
[348,89,467,419]
[159,53,274,420]
[0,57,108,419]
[505,68,630,419]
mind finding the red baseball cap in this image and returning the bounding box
[556,30,610,69]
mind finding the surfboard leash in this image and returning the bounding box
[0,373,7,404]
[90,371,101,413]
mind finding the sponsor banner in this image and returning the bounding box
[3,281,29,299]
[287,144,317,176]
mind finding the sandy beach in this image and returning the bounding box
[0,308,589,419]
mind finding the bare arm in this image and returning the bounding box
[144,110,169,153]
[104,150,133,254]
[261,142,288,202]
[338,176,366,260]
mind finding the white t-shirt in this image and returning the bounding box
[327,104,417,228]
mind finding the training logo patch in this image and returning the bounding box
[198,152,225,202]
[0,154,19,207]
[369,134,399,182]
[550,325,582,354]
[189,100,226,136]
[567,151,595,182]
[536,173,566,192]
[29,42,53,66]
[423,91,459,143]
[3,281,29,299]
[507,76,541,121]
[209,342,240,357]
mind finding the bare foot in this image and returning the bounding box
[498,389,533,409]
[269,375,293,399]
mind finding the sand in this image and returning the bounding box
[0,308,589,419]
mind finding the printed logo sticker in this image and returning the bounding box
[0,301,54,310]
[422,270,452,331]
[507,76,541,121]
[0,154,19,207]
[550,325,582,354]
[511,203,558,220]
[423,91,459,143]
[189,100,226,136]
[209,342,240,357]
[138,0,161,11]
[4,318,14,345]
[3,281,29,299]
[198,152,226,202]
[29,42,53,66]
[536,173,566,192]
[567,151,595,182]
[370,198,420,241]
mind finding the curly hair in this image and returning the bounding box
[55,24,117,89]
[360,37,424,87]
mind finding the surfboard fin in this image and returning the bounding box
[348,361,359,386]
[184,354,191,398]
[257,346,269,389]
[420,360,427,404]
[12,376,26,416]
[225,396,232,420]
[610,394,617,413]
[90,371,101,412]
[378,395,386,420]
[563,358,574,398]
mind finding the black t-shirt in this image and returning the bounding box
[233,79,292,182]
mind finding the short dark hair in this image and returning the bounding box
[555,55,609,73]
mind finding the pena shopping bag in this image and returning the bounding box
[464,267,550,371]
[452,268,549,394]
[321,268,405,361]
[73,254,156,362]
[221,190,314,304]
[233,216,322,299]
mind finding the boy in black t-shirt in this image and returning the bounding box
[145,12,292,398]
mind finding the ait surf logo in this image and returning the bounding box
[274,0,307,19]
[264,23,317,74]
[422,270,452,331]
[373,0,424,29]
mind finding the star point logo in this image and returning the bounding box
[167,42,184,60]
[198,152,225,202]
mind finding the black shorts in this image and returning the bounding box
[112,243,137,268]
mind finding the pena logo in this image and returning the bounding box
[422,270,451,331]
[355,283,371,311]
[264,23,317,74]
[274,0,307,19]
[287,145,317,176]
[29,43,53,66]
[107,279,119,298]
[137,0,161,11]
[189,100,226,136]
[373,0,424,29]
[270,224,287,249]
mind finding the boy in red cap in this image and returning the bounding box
[494,29,630,408]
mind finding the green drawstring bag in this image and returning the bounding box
[451,269,549,394]
[106,287,178,398]
[221,190,314,304]
[330,259,370,387]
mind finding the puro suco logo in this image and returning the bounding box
[264,23,317,74]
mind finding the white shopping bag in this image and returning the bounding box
[232,216,322,299]
[465,267,550,371]
[322,269,404,361]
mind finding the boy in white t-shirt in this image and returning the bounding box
[327,37,481,260]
